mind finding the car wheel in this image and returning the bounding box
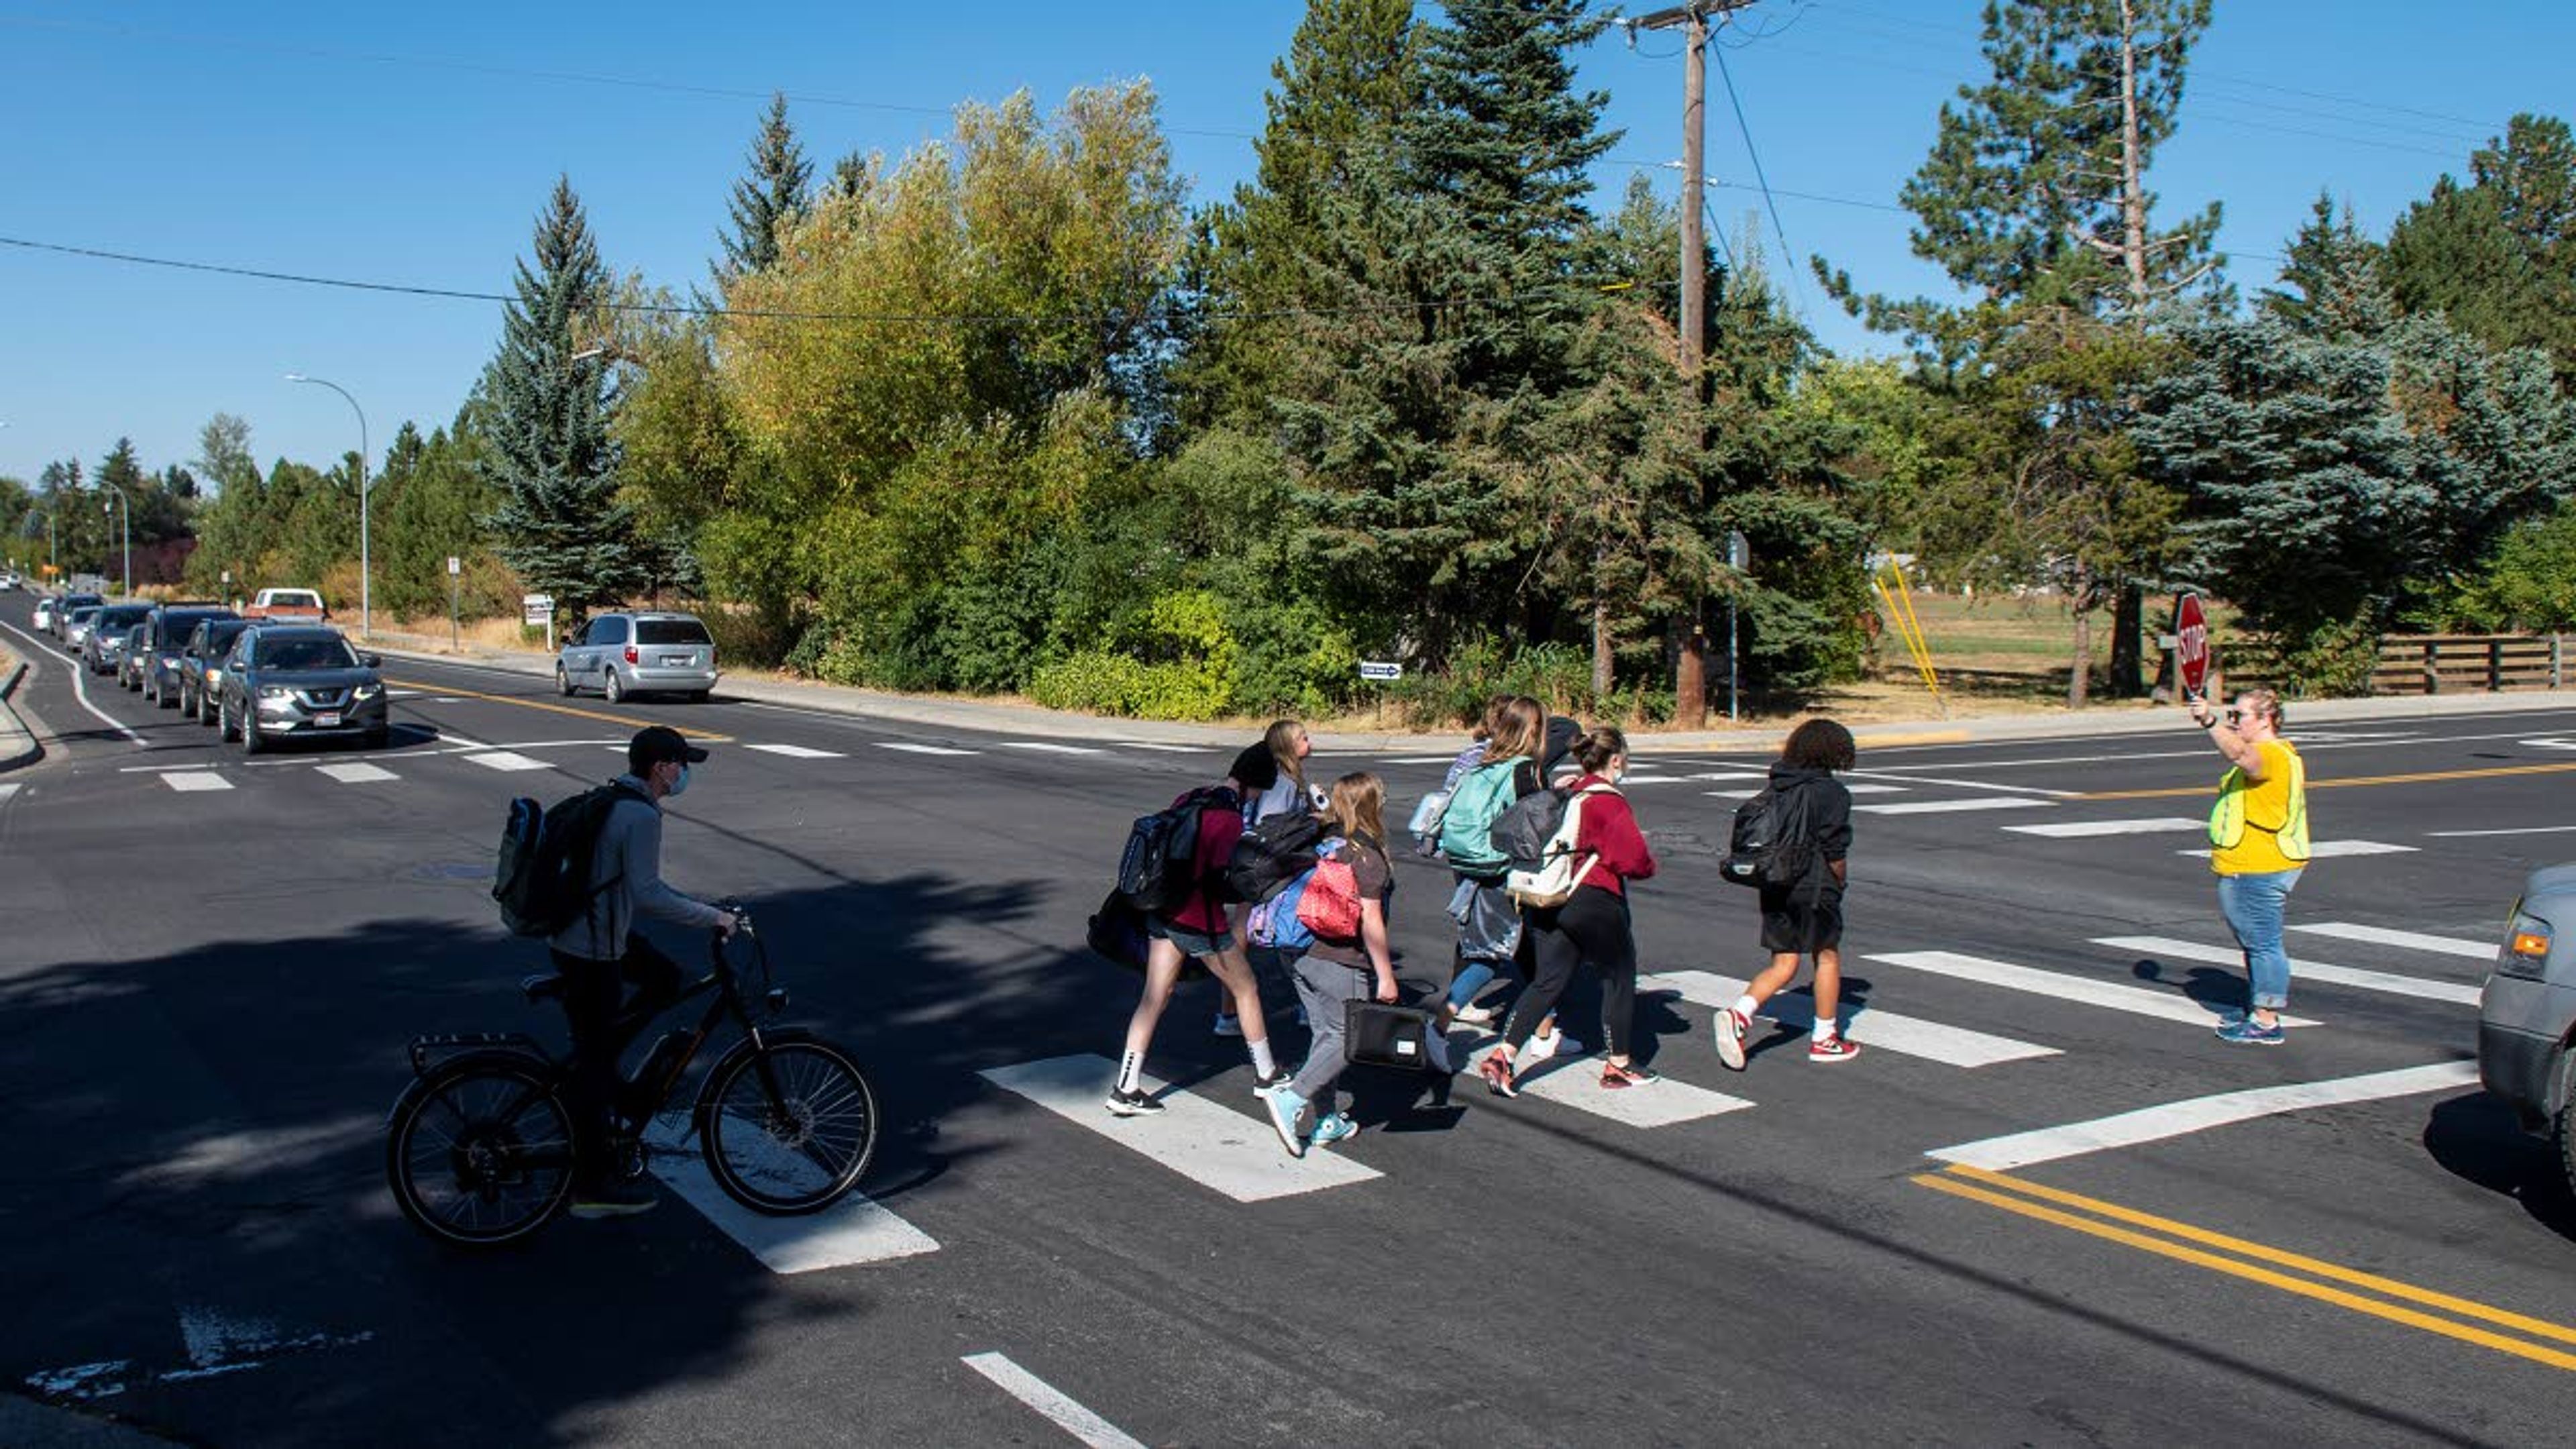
[604,669,626,705]
[2558,1095,2576,1203]
[241,708,266,755]
[556,664,575,698]
[181,684,199,720]
[219,698,240,743]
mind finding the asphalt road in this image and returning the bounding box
[3,590,2573,1447]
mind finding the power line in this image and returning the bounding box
[1709,31,1802,305]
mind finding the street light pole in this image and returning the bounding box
[286,374,371,635]
[101,487,130,596]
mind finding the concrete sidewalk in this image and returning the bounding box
[359,626,2576,754]
[0,641,40,772]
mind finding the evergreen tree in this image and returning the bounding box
[2260,193,2392,341]
[2385,113,2576,383]
[483,176,645,614]
[715,93,813,284]
[825,149,875,204]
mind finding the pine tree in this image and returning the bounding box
[2385,113,2576,384]
[825,149,875,204]
[2260,193,2392,340]
[716,93,813,284]
[483,176,645,614]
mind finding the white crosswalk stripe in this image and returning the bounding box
[1928,1063,2479,1171]
[1118,743,1215,753]
[2290,922,2496,960]
[745,743,845,759]
[315,763,398,784]
[980,1055,1381,1201]
[1643,969,2059,1068]
[1002,741,1108,755]
[878,742,979,757]
[0,783,18,805]
[462,751,551,772]
[641,1116,938,1273]
[2004,817,2205,839]
[1866,950,2320,1028]
[1463,1036,1753,1126]
[2092,935,2481,1006]
[1859,798,2054,816]
[160,771,233,792]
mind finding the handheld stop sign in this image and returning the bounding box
[2175,592,2210,701]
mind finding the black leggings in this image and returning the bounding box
[551,938,686,1183]
[1501,887,1638,1059]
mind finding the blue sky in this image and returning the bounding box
[1,1,2566,492]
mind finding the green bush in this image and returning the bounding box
[1223,594,1358,716]
[1029,649,1151,714]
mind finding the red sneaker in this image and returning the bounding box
[1809,1033,1862,1063]
[1478,1052,1518,1098]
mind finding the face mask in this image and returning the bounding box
[665,763,690,798]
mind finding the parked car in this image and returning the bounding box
[136,604,237,708]
[62,605,103,649]
[216,626,389,753]
[82,604,151,674]
[555,610,719,704]
[33,597,58,631]
[241,588,329,623]
[52,592,103,639]
[179,618,259,724]
[2481,865,2576,1198]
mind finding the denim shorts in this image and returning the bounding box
[1147,917,1234,959]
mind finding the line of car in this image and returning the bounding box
[30,593,390,752]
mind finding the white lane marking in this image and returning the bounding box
[1839,782,1909,794]
[462,751,551,772]
[1613,776,1693,786]
[0,615,145,747]
[160,771,234,793]
[638,1116,938,1273]
[1385,755,1464,764]
[1463,1036,1753,1125]
[879,741,979,757]
[1858,797,2055,816]
[744,743,846,759]
[1866,951,2318,1028]
[963,1352,1147,1449]
[1686,771,1770,783]
[1001,741,1108,756]
[2094,935,2481,1006]
[1843,769,2072,798]
[1118,743,1214,753]
[2178,840,2416,859]
[430,696,466,704]
[2427,824,2576,839]
[0,783,17,804]
[1928,1062,2480,1171]
[316,763,399,784]
[1642,969,2059,1069]
[387,688,422,698]
[2004,817,2206,839]
[979,1055,1380,1201]
[2290,922,2497,960]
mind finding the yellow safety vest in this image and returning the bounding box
[2208,741,2309,864]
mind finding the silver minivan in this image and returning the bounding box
[2479,863,2576,1195]
[555,611,718,703]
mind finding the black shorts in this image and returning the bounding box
[1758,883,1845,955]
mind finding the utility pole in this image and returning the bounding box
[1629,1,1757,729]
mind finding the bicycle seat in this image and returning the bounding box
[521,973,566,1004]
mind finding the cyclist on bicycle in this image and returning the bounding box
[550,725,737,1218]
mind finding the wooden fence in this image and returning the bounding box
[2367,634,2570,694]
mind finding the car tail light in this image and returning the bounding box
[2500,910,2552,981]
[624,645,639,665]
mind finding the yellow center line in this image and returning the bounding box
[1913,1169,2576,1373]
[388,678,733,743]
[2072,759,2576,801]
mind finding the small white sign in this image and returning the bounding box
[447,556,462,576]
[1358,661,1402,682]
[522,593,554,625]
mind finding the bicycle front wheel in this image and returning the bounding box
[386,1054,575,1246]
[697,1036,878,1214]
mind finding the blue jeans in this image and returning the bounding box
[2216,869,2303,1012]
[1447,961,1497,1012]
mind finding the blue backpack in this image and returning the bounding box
[1250,839,1345,952]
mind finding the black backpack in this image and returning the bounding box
[1489,786,1570,871]
[1116,788,1225,914]
[493,783,636,936]
[1719,781,1816,890]
[1224,810,1327,904]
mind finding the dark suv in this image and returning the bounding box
[136,604,236,707]
[217,626,389,753]
[180,618,258,724]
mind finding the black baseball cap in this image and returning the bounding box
[629,725,709,775]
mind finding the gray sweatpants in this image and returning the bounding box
[1288,953,1369,1114]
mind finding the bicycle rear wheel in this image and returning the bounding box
[697,1036,878,1214]
[386,1054,575,1246]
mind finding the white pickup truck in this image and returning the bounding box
[241,588,329,623]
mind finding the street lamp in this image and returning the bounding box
[286,373,370,635]
[100,485,129,596]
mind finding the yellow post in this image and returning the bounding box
[1874,565,1946,716]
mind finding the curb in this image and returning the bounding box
[0,643,42,774]
[359,634,2576,754]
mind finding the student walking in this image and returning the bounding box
[1221,719,1320,1038]
[1438,696,1574,1058]
[2190,688,2309,1044]
[1478,727,1658,1095]
[1107,773,1293,1116]
[1715,718,1862,1070]
[1264,773,1403,1155]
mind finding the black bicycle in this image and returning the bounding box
[384,907,879,1247]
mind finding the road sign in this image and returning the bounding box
[2175,592,2209,699]
[523,593,555,626]
[1358,661,1402,682]
[447,556,462,576]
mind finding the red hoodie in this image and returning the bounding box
[1569,774,1656,899]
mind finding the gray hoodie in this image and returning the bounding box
[547,774,727,960]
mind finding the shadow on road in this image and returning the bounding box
[2420,1092,2576,1244]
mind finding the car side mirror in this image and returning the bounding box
[364,653,382,669]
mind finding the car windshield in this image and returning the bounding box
[158,610,232,645]
[97,606,151,628]
[68,608,99,624]
[636,619,712,645]
[202,624,252,655]
[266,592,322,608]
[260,639,362,671]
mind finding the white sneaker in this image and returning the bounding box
[1521,1029,1581,1064]
[1714,1009,1749,1072]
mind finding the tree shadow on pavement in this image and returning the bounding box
[2420,1092,2576,1244]
[2122,954,2246,1015]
